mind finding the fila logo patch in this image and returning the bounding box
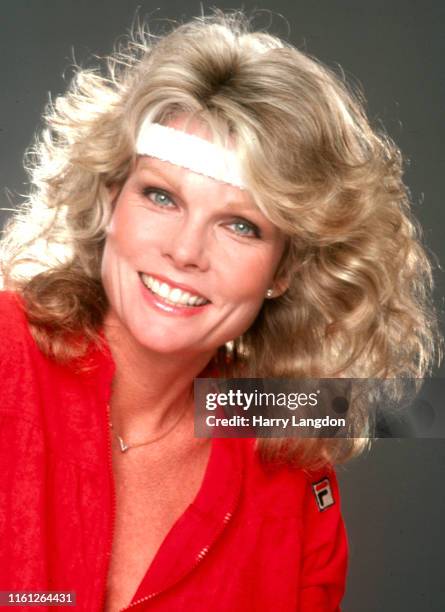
[312,477,335,511]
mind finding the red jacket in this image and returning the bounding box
[0,291,348,610]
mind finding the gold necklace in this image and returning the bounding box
[108,403,190,453]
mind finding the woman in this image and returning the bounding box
[0,12,439,611]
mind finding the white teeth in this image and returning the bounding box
[179,291,191,305]
[159,282,170,298]
[169,288,182,302]
[141,274,208,307]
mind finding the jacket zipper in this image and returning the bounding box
[119,509,235,611]
[100,401,117,611]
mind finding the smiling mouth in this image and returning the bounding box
[139,273,210,307]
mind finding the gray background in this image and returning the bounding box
[1,1,444,610]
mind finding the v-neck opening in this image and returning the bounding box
[128,436,245,605]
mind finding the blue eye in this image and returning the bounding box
[228,219,260,238]
[143,188,174,208]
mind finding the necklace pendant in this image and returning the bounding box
[117,436,129,453]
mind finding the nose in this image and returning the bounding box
[161,216,210,272]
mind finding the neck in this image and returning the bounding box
[103,311,214,443]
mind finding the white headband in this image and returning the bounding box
[135,120,246,189]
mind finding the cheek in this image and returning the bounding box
[100,239,126,302]
[217,249,281,302]
[106,205,154,263]
[100,207,143,291]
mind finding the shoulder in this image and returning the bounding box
[242,439,341,499]
[0,291,43,422]
[0,290,31,335]
[0,290,35,354]
[0,289,26,319]
[0,289,35,362]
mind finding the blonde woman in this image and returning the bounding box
[0,12,439,612]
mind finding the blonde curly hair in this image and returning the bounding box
[1,12,440,468]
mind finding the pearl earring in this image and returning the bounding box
[266,289,274,298]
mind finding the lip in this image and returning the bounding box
[138,271,210,302]
[139,273,211,317]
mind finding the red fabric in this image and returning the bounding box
[0,291,348,611]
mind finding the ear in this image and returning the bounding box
[266,275,290,299]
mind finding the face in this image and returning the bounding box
[101,120,287,357]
